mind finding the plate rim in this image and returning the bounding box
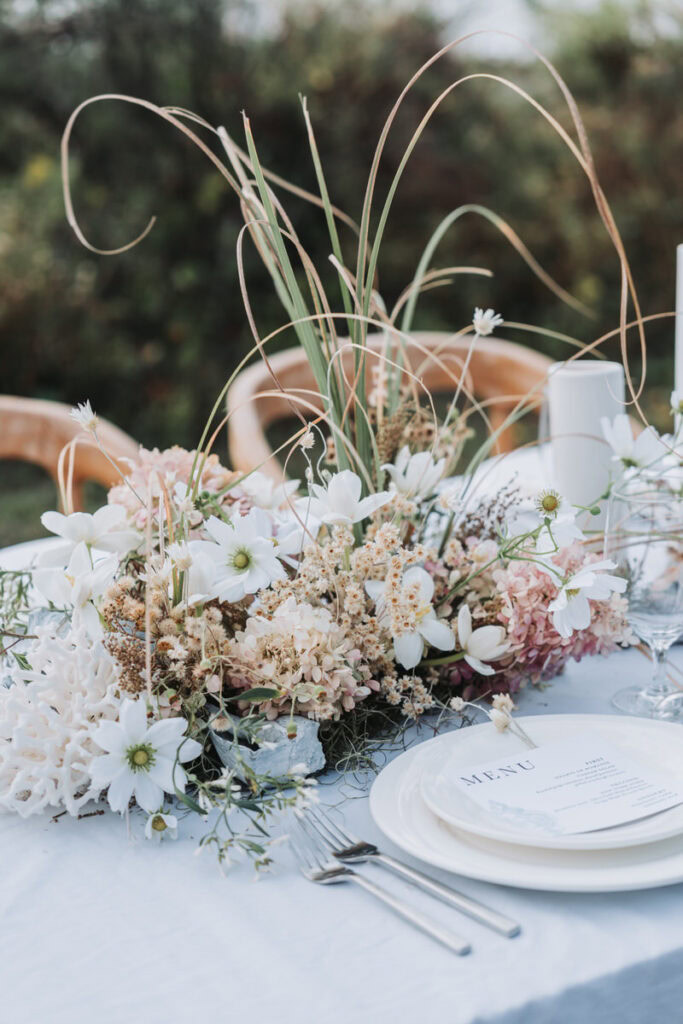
[418,713,683,852]
[369,715,683,892]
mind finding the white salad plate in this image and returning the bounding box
[369,719,683,893]
[418,714,683,852]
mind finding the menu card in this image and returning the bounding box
[451,736,683,835]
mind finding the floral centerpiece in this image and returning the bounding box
[2,34,678,865]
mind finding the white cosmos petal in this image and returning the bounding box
[106,771,135,813]
[417,615,455,651]
[204,516,235,546]
[92,721,127,755]
[393,631,424,670]
[119,698,148,744]
[147,756,176,793]
[176,737,203,763]
[133,774,164,813]
[144,718,187,749]
[88,752,124,783]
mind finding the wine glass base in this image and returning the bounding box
[612,686,682,720]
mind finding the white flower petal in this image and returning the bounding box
[393,631,424,670]
[418,616,455,652]
[106,770,135,813]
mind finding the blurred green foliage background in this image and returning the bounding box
[0,0,681,543]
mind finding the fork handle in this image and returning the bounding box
[374,853,521,938]
[348,873,471,955]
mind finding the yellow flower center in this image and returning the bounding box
[233,551,250,570]
[133,749,149,766]
[151,815,167,832]
[541,493,559,513]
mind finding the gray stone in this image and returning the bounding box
[210,714,325,783]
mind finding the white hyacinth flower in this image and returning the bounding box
[33,542,117,638]
[144,811,179,842]
[39,504,140,567]
[195,508,286,602]
[366,566,455,670]
[382,446,446,500]
[472,307,504,336]
[456,603,509,676]
[89,698,202,814]
[303,470,391,527]
[600,414,665,470]
[548,559,627,639]
[69,400,98,433]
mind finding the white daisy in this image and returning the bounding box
[89,698,202,814]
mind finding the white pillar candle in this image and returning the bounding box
[548,361,625,528]
[676,243,683,397]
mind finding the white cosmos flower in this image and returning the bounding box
[366,566,455,670]
[548,559,627,639]
[238,471,300,511]
[33,542,117,638]
[473,307,504,336]
[303,470,391,527]
[144,811,178,842]
[456,603,509,676]
[601,414,665,470]
[38,504,140,567]
[382,446,446,500]
[69,400,98,433]
[89,698,202,814]
[195,508,286,602]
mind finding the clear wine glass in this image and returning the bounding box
[604,479,683,718]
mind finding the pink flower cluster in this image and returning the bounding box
[491,545,632,695]
[108,446,243,527]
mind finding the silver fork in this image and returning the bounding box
[306,805,521,938]
[289,819,471,955]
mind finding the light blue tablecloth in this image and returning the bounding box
[1,539,682,1024]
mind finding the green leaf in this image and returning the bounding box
[225,687,281,703]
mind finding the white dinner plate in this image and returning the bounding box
[418,714,683,851]
[369,727,683,892]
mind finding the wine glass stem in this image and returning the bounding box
[646,645,669,701]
